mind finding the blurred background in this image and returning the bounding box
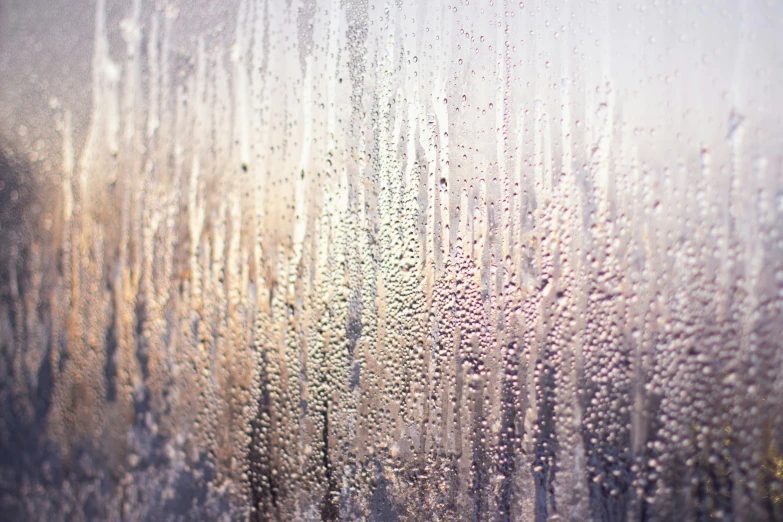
[0,0,782,520]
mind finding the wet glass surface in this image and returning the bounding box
[0,0,782,520]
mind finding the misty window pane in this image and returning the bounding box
[0,0,782,520]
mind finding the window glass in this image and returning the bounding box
[0,0,781,520]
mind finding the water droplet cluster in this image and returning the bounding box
[1,0,782,520]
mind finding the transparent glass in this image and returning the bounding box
[0,0,781,520]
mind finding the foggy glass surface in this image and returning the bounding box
[0,0,782,520]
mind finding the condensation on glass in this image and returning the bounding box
[0,0,781,520]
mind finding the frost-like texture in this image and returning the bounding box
[0,0,782,521]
